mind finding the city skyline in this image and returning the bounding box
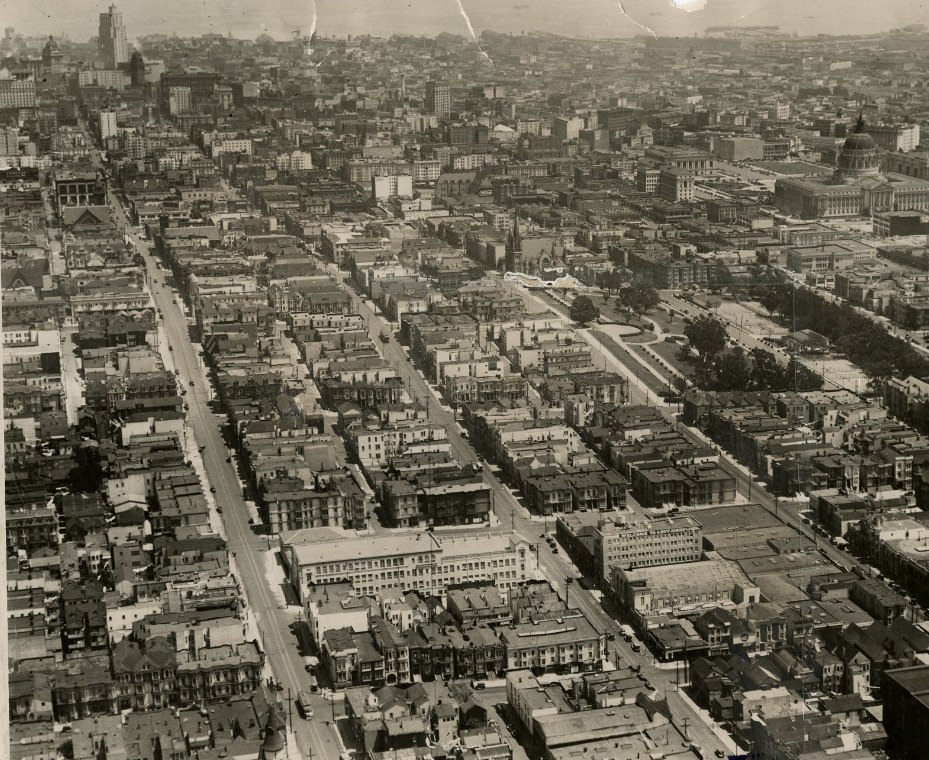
[2,0,928,42]
[5,7,929,760]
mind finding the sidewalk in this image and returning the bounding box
[674,684,744,755]
[231,552,276,685]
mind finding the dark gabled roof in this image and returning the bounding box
[823,693,864,714]
[840,623,888,663]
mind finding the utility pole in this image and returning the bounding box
[681,717,690,741]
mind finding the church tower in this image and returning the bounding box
[505,208,521,272]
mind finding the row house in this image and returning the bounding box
[631,463,736,509]
[323,617,506,688]
[263,483,347,534]
[522,468,628,516]
[112,637,178,711]
[349,421,450,468]
[51,667,117,722]
[268,281,352,315]
[7,504,58,552]
[60,581,108,657]
[381,473,493,528]
[175,642,264,704]
[319,377,405,410]
[443,375,529,406]
[214,370,286,403]
[544,371,629,405]
[498,611,604,673]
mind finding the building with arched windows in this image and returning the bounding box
[504,211,565,277]
[775,116,929,219]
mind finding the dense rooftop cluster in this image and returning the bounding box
[6,13,929,760]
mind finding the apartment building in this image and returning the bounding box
[498,611,604,673]
[557,512,703,581]
[281,528,533,602]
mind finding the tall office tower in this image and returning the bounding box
[425,80,450,119]
[99,111,118,140]
[98,5,128,68]
[128,50,145,87]
[168,86,192,116]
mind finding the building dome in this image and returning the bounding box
[833,114,882,183]
[42,36,63,69]
[842,131,878,151]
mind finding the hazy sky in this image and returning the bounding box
[2,0,926,42]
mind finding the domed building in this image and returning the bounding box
[41,36,64,72]
[775,114,929,219]
[833,115,883,183]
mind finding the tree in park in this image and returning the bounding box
[616,287,633,318]
[759,287,782,317]
[602,270,627,293]
[671,374,690,395]
[785,358,824,392]
[684,315,728,365]
[626,285,660,316]
[714,347,751,391]
[570,295,600,326]
[749,347,788,390]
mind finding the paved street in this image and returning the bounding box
[59,327,84,426]
[95,152,836,760]
[528,284,861,574]
[93,214,842,758]
[317,262,741,757]
[14,18,927,760]
[105,188,345,760]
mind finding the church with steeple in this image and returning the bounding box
[504,208,564,275]
[775,115,929,219]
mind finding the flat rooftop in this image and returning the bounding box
[622,558,752,594]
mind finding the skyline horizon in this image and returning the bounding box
[10,23,929,44]
[2,0,927,46]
